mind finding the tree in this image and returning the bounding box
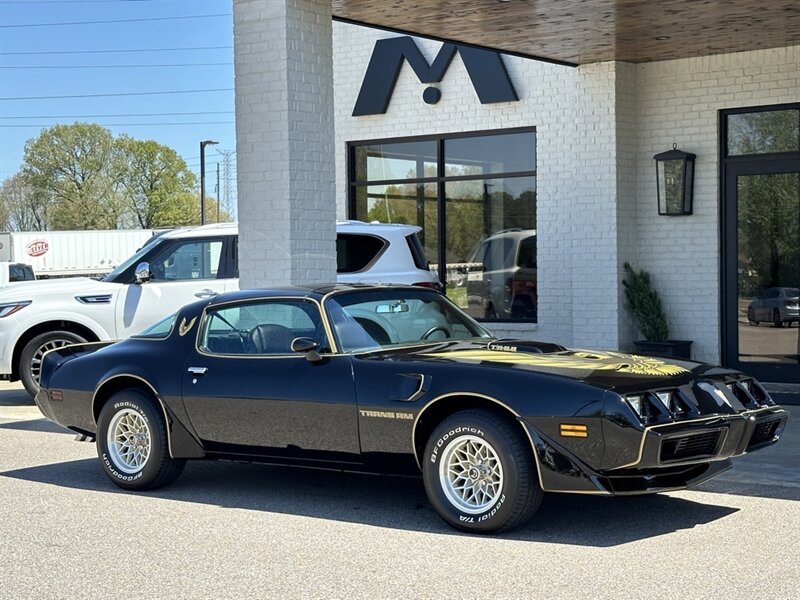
[115,136,198,228]
[22,123,123,229]
[0,173,52,231]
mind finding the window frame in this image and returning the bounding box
[197,297,335,358]
[347,126,537,323]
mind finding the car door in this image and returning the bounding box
[114,236,232,338]
[180,297,360,462]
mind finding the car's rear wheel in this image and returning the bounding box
[422,410,543,533]
[96,389,185,490]
[747,307,757,326]
[19,330,87,397]
[773,309,783,328]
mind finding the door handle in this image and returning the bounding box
[188,367,208,376]
[194,289,219,298]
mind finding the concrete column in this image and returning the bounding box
[233,0,336,288]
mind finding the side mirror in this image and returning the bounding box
[291,337,322,362]
[134,262,151,284]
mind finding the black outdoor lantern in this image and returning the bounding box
[654,144,696,215]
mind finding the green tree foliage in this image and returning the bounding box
[622,263,670,342]
[6,122,218,232]
[115,136,198,228]
[22,123,122,230]
[0,173,52,231]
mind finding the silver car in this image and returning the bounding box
[747,287,800,327]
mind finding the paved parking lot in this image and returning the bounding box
[1,381,798,599]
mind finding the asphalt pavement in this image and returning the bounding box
[1,381,798,599]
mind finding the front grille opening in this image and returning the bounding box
[748,419,781,449]
[660,430,722,463]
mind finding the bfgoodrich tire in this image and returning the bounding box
[96,390,185,491]
[19,330,87,397]
[422,410,543,533]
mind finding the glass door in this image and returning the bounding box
[722,105,799,382]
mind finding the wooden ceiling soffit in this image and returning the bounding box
[331,0,800,65]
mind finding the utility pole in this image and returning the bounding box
[199,139,218,225]
[216,163,221,223]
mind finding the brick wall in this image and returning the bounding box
[632,46,800,363]
[332,21,799,358]
[234,0,336,288]
[234,12,799,358]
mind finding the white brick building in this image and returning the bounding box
[234,1,799,383]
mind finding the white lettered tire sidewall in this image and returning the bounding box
[97,390,168,490]
[423,413,529,533]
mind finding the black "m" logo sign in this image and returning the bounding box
[352,37,518,117]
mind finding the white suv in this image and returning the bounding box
[0,220,437,395]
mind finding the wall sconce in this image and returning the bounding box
[654,144,696,215]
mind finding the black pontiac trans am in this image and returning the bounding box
[35,285,788,533]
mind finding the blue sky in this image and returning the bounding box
[0,0,235,199]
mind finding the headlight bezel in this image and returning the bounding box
[0,301,32,318]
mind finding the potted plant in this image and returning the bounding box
[622,262,693,359]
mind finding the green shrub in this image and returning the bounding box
[622,262,669,342]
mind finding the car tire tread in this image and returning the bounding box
[422,409,543,534]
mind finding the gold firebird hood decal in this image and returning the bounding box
[427,349,689,376]
[178,317,197,337]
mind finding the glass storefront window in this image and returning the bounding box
[444,131,535,177]
[727,109,800,156]
[350,129,536,322]
[353,140,437,182]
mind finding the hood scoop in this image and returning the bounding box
[487,339,566,354]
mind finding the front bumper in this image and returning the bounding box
[614,406,788,471]
[525,406,788,495]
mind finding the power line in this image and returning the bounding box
[0,13,232,28]
[0,88,233,100]
[1,121,235,127]
[0,111,233,119]
[1,63,232,69]
[0,1,165,4]
[0,46,232,55]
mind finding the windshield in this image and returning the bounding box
[327,289,493,353]
[102,234,165,282]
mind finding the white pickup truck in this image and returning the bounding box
[0,221,438,395]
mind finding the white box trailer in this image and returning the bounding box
[0,229,158,278]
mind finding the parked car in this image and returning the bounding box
[465,229,536,320]
[0,221,437,396]
[36,285,787,533]
[0,261,35,287]
[747,287,800,327]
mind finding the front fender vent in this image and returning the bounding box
[75,295,112,305]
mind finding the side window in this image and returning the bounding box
[336,233,386,273]
[9,264,35,282]
[150,239,223,282]
[517,236,536,269]
[200,300,329,355]
[763,288,779,299]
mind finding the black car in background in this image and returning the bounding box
[36,285,787,533]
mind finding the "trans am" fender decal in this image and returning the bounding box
[427,349,689,376]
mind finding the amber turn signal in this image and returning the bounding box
[560,423,588,438]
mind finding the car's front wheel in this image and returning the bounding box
[96,390,185,490]
[773,309,784,328]
[422,410,543,533]
[20,330,87,397]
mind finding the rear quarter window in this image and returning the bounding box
[405,233,429,270]
[8,264,35,282]
[336,233,387,273]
